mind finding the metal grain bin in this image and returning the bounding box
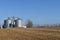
[4,18,12,28]
[15,18,22,27]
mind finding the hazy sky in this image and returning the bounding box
[0,0,60,25]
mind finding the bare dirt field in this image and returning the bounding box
[0,28,60,40]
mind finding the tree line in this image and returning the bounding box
[26,20,60,28]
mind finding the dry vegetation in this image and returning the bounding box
[0,28,60,40]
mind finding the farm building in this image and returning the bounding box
[0,16,26,28]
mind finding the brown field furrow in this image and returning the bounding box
[0,28,60,40]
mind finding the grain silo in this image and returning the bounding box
[4,17,12,28]
[15,18,22,27]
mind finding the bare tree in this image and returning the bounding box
[26,20,33,28]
